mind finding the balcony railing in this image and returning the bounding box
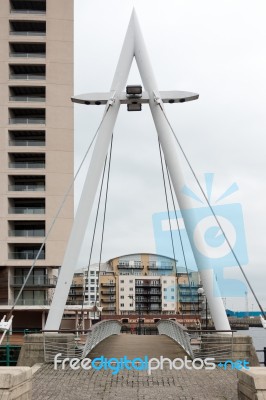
[135,290,161,295]
[101,283,115,287]
[15,298,50,306]
[9,139,45,146]
[11,276,57,287]
[10,31,46,36]
[101,298,116,303]
[148,265,173,270]
[135,282,161,287]
[9,184,45,192]
[9,52,46,58]
[9,207,45,214]
[136,298,161,303]
[9,96,45,102]
[101,290,116,295]
[9,250,45,260]
[9,118,45,124]
[9,161,45,168]
[10,10,46,15]
[9,229,45,237]
[9,74,45,80]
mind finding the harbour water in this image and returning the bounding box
[237,327,266,364]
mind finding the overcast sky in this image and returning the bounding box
[72,0,266,311]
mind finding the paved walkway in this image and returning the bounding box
[88,335,188,359]
[32,363,238,400]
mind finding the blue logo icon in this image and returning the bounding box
[152,173,248,297]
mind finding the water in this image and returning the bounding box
[237,327,266,364]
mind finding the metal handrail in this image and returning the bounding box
[82,320,122,358]
[8,251,45,260]
[8,229,45,237]
[157,319,194,358]
[10,10,46,15]
[9,207,45,214]
[8,184,45,191]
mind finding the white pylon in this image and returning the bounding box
[45,10,230,331]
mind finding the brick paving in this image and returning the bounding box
[32,363,238,400]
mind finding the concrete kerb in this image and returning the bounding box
[238,367,266,399]
[0,367,32,400]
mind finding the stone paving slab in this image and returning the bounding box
[32,364,238,400]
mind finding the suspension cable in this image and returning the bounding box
[78,155,108,327]
[165,163,198,318]
[8,104,113,320]
[158,103,266,318]
[96,134,114,310]
[157,136,176,263]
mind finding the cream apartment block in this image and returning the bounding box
[0,0,73,328]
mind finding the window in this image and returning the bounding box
[120,295,124,299]
[120,280,124,283]
[164,304,167,307]
[129,303,133,307]
[171,288,174,292]
[121,288,124,291]
[129,287,133,291]
[90,279,95,284]
[164,296,167,299]
[163,280,167,284]
[129,280,133,283]
[164,288,167,291]
[171,296,175,300]
[120,303,124,307]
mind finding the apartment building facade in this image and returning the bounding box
[0,0,74,328]
[99,253,202,320]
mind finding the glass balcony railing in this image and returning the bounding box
[9,118,45,124]
[9,74,46,80]
[9,207,45,214]
[9,96,45,102]
[11,276,57,286]
[9,250,45,260]
[9,184,45,192]
[10,10,46,15]
[9,162,45,168]
[10,31,46,36]
[15,299,49,306]
[9,52,46,58]
[9,140,45,146]
[9,229,45,237]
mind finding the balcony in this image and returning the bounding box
[135,289,161,295]
[101,298,116,303]
[9,43,46,58]
[9,176,45,192]
[9,246,45,260]
[101,283,115,287]
[11,276,57,287]
[9,199,45,216]
[117,263,144,270]
[148,264,173,271]
[9,108,45,125]
[102,306,116,311]
[9,130,45,146]
[9,86,46,103]
[15,298,49,306]
[9,221,45,238]
[10,21,46,36]
[9,64,45,81]
[135,281,161,287]
[10,0,46,14]
[101,290,116,295]
[9,152,45,169]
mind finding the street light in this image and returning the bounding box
[197,287,204,327]
[128,295,141,335]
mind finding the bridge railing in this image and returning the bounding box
[82,320,122,358]
[156,320,194,358]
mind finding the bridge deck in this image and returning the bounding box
[88,334,189,359]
